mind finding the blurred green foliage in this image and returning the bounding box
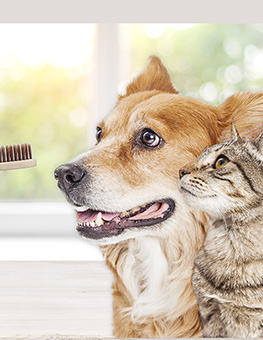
[125,24,263,105]
[0,60,90,199]
[2,24,263,200]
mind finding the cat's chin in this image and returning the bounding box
[179,187,211,212]
[180,195,227,219]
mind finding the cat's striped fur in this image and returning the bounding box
[178,124,263,337]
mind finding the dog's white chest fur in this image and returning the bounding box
[118,236,171,320]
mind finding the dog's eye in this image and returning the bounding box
[96,127,102,142]
[141,129,161,147]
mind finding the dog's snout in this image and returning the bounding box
[179,169,190,179]
[54,163,87,192]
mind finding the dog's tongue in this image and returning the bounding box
[129,202,168,220]
[101,212,120,221]
[76,210,120,223]
[76,202,169,224]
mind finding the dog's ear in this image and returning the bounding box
[218,91,263,142]
[119,56,179,99]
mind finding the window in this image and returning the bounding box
[0,24,95,199]
[120,24,263,102]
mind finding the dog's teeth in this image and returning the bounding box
[120,211,129,217]
[75,206,89,212]
[95,212,104,226]
[130,207,140,214]
[90,222,95,227]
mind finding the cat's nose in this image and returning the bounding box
[179,169,190,179]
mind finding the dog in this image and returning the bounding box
[54,56,263,338]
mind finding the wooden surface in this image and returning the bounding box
[0,262,113,338]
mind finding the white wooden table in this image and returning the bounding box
[0,262,113,339]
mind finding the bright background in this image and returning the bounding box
[1,23,263,199]
[1,23,263,259]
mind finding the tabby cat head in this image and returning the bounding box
[178,124,263,217]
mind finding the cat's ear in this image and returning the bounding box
[218,92,263,142]
[119,55,179,99]
[231,120,242,142]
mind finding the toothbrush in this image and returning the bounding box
[0,143,37,170]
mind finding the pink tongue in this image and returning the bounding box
[76,210,120,223]
[77,211,98,223]
[101,212,120,221]
[129,202,169,220]
[76,202,169,224]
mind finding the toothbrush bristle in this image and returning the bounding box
[0,143,33,162]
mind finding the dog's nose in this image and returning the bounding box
[54,163,87,192]
[179,169,190,179]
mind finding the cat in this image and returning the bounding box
[178,123,263,337]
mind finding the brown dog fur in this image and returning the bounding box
[100,57,263,338]
[58,56,263,338]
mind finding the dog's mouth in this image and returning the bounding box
[76,199,175,240]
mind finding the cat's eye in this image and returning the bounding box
[141,129,161,148]
[214,155,229,169]
[96,126,102,142]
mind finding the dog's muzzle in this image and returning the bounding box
[54,163,87,194]
[54,162,176,240]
